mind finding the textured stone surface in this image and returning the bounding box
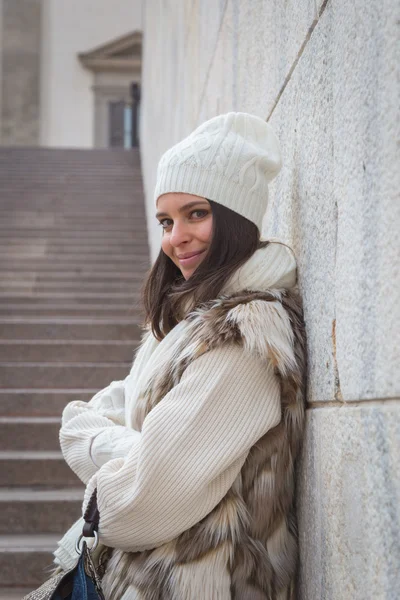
[266,0,400,402]
[0,363,130,389]
[0,419,61,452]
[0,340,137,362]
[0,390,95,417]
[0,536,60,587]
[0,319,141,341]
[0,589,33,599]
[297,403,400,599]
[198,0,318,121]
[0,488,83,534]
[1,0,42,145]
[0,454,80,487]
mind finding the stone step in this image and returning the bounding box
[0,213,146,221]
[0,229,148,240]
[0,418,60,451]
[0,304,143,317]
[0,292,140,303]
[0,210,140,219]
[0,487,83,535]
[0,211,143,219]
[0,249,149,260]
[0,534,61,587]
[0,282,139,293]
[0,171,142,179]
[0,271,147,282]
[0,261,149,272]
[0,340,137,362]
[1,237,147,247]
[0,390,95,417]
[0,318,141,341]
[0,176,142,184]
[0,363,130,389]
[0,247,148,257]
[0,250,150,261]
[0,209,143,217]
[0,252,149,263]
[0,588,33,598]
[0,200,143,210]
[0,253,149,262]
[0,452,80,487]
[0,219,147,230]
[0,272,147,283]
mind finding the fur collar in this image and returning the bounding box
[221,240,297,296]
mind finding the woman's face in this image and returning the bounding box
[156,192,213,279]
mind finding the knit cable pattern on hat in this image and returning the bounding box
[154,112,282,231]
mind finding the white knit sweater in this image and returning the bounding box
[55,241,297,568]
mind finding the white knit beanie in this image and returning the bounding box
[154,112,282,230]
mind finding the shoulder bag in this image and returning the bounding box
[23,489,110,600]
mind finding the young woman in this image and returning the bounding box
[54,112,307,599]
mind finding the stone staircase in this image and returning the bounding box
[0,148,150,598]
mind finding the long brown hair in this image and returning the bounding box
[142,200,269,340]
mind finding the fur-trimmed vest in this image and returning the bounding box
[100,286,307,600]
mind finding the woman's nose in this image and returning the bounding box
[169,221,191,246]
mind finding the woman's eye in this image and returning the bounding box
[158,219,172,229]
[190,209,208,219]
[157,210,208,229]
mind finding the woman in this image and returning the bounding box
[54,112,307,599]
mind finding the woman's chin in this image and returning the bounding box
[181,267,195,280]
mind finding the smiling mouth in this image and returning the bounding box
[177,250,204,260]
[177,250,206,265]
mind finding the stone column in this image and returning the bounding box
[0,0,42,146]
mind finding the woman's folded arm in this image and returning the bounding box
[60,379,141,483]
[81,343,282,551]
[60,331,158,483]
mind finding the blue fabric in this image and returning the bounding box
[73,556,100,600]
[52,555,102,600]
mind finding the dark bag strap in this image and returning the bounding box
[82,488,100,538]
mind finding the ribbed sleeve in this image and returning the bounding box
[81,344,281,552]
[59,332,158,482]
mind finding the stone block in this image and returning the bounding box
[0,419,61,452]
[0,318,141,341]
[199,0,318,121]
[0,390,95,418]
[0,364,130,390]
[0,304,142,318]
[266,0,399,402]
[0,341,137,363]
[0,488,83,535]
[0,536,60,587]
[0,453,80,487]
[1,0,42,145]
[297,403,400,599]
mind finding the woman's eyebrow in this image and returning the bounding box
[156,200,209,219]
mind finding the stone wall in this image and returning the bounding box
[0,0,42,145]
[140,0,400,597]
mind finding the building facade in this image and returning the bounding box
[0,0,142,148]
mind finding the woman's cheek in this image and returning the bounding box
[199,215,213,243]
[161,235,171,257]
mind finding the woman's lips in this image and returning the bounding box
[177,250,205,267]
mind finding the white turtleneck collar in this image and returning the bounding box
[221,240,297,296]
